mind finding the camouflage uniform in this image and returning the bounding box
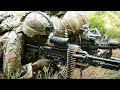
[50,11,113,59]
[50,11,89,45]
[0,11,54,78]
[48,11,89,78]
[0,11,22,68]
[44,11,66,18]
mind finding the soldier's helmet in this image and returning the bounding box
[0,11,10,23]
[22,11,54,37]
[61,11,89,35]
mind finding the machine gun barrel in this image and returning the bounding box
[73,54,120,64]
[25,36,120,71]
[97,44,120,49]
[73,54,120,70]
[80,44,120,50]
[26,43,120,70]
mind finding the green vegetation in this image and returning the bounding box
[86,11,120,38]
[2,65,58,79]
[4,69,21,79]
[35,65,58,79]
[103,72,120,79]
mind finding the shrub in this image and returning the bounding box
[86,11,120,38]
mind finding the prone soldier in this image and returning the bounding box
[49,11,89,45]
[49,11,113,59]
[0,11,54,79]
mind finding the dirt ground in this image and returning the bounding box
[76,49,120,79]
[77,38,120,79]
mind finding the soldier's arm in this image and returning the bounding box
[0,15,21,34]
[2,30,25,78]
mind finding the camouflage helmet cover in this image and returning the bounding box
[22,11,54,37]
[61,11,89,35]
[0,11,10,23]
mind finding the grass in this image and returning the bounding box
[35,65,59,79]
[105,74,120,79]
[103,72,120,79]
[2,64,59,79]
[3,68,21,79]
[86,11,120,38]
[1,63,120,79]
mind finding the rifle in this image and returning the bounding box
[25,36,120,79]
[80,37,120,54]
[78,24,116,56]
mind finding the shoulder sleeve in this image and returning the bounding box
[2,30,25,77]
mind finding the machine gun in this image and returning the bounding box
[25,36,120,79]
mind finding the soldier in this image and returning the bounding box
[0,11,21,69]
[49,11,89,45]
[49,11,112,78]
[50,11,112,59]
[0,11,54,79]
[48,11,89,79]
[0,12,9,69]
